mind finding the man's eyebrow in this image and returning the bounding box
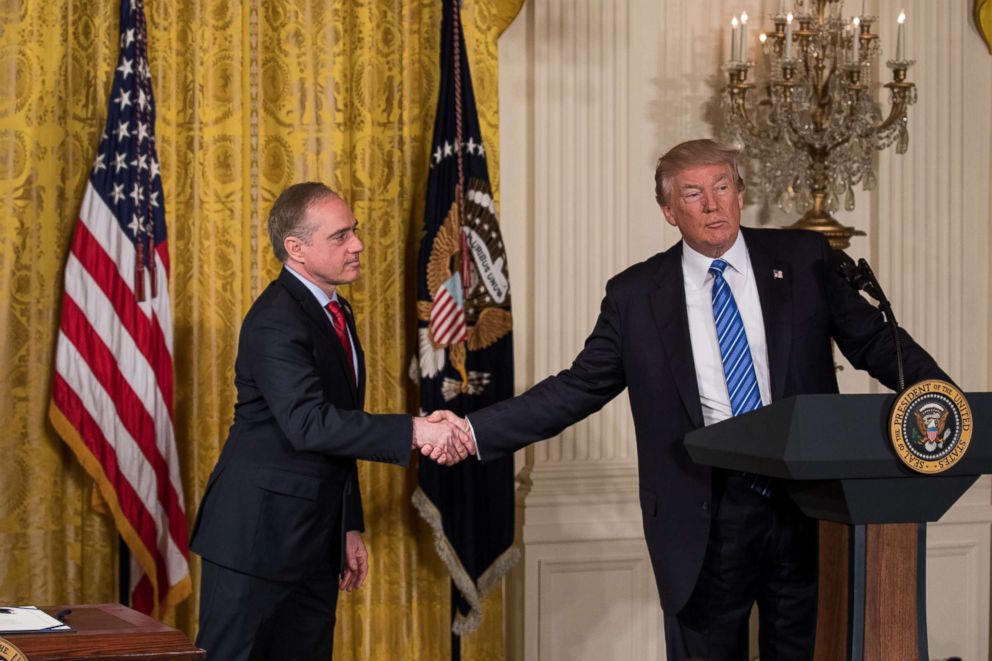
[330,222,358,237]
[681,174,730,191]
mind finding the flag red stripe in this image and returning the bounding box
[439,320,466,345]
[447,318,466,338]
[131,574,155,613]
[71,220,174,414]
[431,294,456,325]
[156,240,170,279]
[431,297,459,337]
[51,374,169,587]
[433,313,457,341]
[436,310,466,344]
[132,574,153,614]
[59,294,188,555]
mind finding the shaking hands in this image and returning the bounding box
[412,410,475,466]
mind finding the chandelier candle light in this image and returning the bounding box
[722,0,917,249]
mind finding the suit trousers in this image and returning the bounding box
[196,554,340,661]
[663,472,818,661]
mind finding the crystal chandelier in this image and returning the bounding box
[722,0,916,249]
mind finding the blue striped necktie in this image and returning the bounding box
[709,258,770,496]
[709,259,761,415]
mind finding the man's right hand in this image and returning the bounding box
[412,414,475,465]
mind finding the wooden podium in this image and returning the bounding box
[685,393,992,661]
[3,603,204,660]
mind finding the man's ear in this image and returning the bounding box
[660,204,678,228]
[284,235,303,261]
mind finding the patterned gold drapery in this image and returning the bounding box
[0,1,523,658]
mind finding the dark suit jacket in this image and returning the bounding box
[470,227,948,613]
[190,268,412,583]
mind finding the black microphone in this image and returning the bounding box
[828,249,905,391]
[828,250,879,300]
[828,249,859,284]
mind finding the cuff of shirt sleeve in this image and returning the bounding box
[465,416,481,461]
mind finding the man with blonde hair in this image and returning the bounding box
[437,139,948,659]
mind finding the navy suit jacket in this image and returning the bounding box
[190,268,411,582]
[470,227,948,613]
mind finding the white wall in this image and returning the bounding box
[498,1,992,659]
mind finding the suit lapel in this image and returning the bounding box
[742,228,792,402]
[650,243,705,429]
[337,295,365,407]
[278,269,359,404]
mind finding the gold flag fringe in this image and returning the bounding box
[412,486,520,635]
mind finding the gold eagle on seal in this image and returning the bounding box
[417,178,512,400]
[914,406,950,451]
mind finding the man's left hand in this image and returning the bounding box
[339,530,369,592]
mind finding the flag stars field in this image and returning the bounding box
[118,57,133,78]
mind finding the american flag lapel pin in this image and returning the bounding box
[773,269,784,280]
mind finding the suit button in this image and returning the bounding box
[701,501,710,512]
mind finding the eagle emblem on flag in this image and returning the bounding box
[417,177,512,401]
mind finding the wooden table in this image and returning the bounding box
[2,603,204,660]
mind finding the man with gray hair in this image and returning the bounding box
[190,182,473,660]
[435,139,948,659]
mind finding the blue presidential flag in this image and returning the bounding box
[412,0,518,639]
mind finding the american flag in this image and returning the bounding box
[48,0,190,616]
[429,273,467,346]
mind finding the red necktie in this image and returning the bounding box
[325,300,356,385]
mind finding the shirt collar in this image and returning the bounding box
[284,265,339,309]
[681,230,749,289]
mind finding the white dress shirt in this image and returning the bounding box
[284,265,359,383]
[682,232,771,427]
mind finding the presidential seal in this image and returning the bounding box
[889,379,973,474]
[0,637,28,661]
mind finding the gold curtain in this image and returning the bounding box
[0,1,523,659]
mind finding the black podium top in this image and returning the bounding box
[685,393,992,524]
